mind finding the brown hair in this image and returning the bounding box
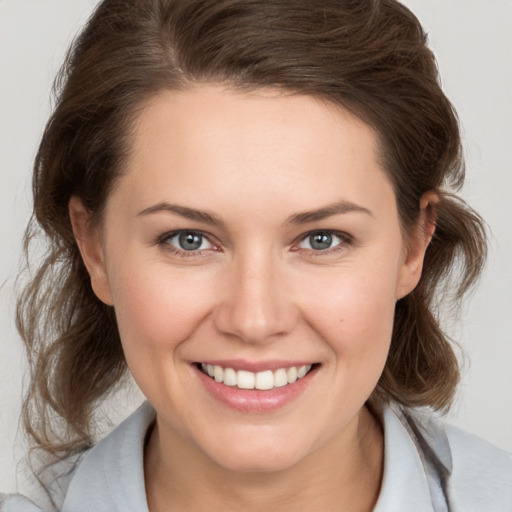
[18,0,486,459]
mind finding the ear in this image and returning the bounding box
[69,196,114,305]
[395,191,438,300]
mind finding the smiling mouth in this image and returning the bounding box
[196,363,316,390]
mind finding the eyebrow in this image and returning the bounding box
[137,199,372,228]
[137,202,226,228]
[286,200,372,225]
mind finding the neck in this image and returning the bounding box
[144,406,383,512]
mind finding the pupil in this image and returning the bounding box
[310,233,332,250]
[179,232,202,250]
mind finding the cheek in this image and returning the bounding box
[299,258,399,362]
[107,262,219,404]
[308,273,396,404]
[107,259,216,353]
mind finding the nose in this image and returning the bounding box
[213,251,299,345]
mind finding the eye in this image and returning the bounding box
[297,231,347,251]
[163,231,214,252]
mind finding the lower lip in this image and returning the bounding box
[194,365,317,413]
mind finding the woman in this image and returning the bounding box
[1,0,511,511]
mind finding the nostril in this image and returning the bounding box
[211,298,299,345]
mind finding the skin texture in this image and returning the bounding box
[70,85,434,511]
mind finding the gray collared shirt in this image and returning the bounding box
[2,401,511,511]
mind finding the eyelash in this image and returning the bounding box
[157,230,219,258]
[157,229,354,257]
[293,230,354,256]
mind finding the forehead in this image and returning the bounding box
[110,85,396,223]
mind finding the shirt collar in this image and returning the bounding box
[372,402,452,512]
[62,401,155,512]
[61,401,452,512]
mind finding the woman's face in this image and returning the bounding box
[75,85,427,473]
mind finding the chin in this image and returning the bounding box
[214,451,304,474]
[199,432,314,474]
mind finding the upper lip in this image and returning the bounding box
[195,359,317,372]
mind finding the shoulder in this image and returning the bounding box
[0,493,47,512]
[444,424,512,510]
[60,401,153,511]
[1,402,153,512]
[398,404,512,511]
[0,451,84,512]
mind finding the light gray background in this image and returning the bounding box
[1,0,511,493]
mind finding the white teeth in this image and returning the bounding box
[200,363,313,390]
[255,370,274,390]
[214,365,224,383]
[273,368,288,388]
[237,370,255,389]
[223,367,237,386]
[287,366,298,383]
[297,365,309,379]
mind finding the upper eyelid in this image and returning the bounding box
[290,230,354,254]
[295,229,352,244]
[158,230,217,252]
[157,228,352,251]
[160,229,213,243]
